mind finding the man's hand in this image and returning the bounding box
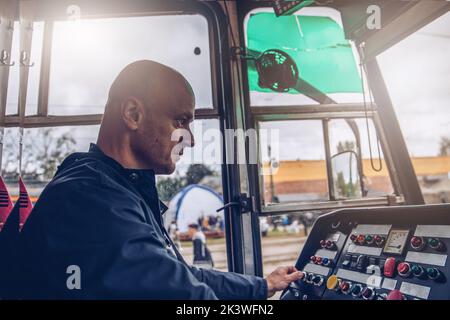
[265,266,303,298]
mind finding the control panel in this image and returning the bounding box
[281,204,450,300]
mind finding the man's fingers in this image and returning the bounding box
[286,266,298,274]
[286,271,303,282]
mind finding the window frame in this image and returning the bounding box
[253,105,404,216]
[236,3,405,216]
[3,0,222,128]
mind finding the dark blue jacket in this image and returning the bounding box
[19,144,267,300]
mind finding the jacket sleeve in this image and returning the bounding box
[189,267,268,300]
[24,177,218,300]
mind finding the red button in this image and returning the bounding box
[357,234,366,245]
[374,235,385,246]
[397,262,411,277]
[310,256,316,263]
[315,257,323,265]
[384,257,396,278]
[387,289,404,300]
[320,240,326,248]
[410,236,424,250]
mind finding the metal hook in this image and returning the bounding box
[0,49,15,66]
[20,50,34,67]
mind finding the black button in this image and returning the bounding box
[129,173,139,181]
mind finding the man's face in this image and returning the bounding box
[133,81,195,174]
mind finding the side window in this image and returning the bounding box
[45,15,211,116]
[378,12,450,204]
[258,120,328,205]
[157,119,227,270]
[328,118,394,198]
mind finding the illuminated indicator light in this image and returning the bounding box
[426,267,441,280]
[410,236,424,250]
[365,235,374,245]
[340,281,351,294]
[427,238,445,251]
[326,275,340,291]
[351,284,363,297]
[375,235,385,246]
[362,287,375,300]
[411,265,424,278]
[356,234,366,245]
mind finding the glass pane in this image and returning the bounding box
[378,12,450,204]
[5,21,19,115]
[259,211,318,298]
[329,118,394,197]
[259,120,328,205]
[158,119,227,271]
[1,128,19,200]
[48,15,213,115]
[245,7,362,106]
[5,21,43,116]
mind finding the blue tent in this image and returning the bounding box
[164,184,223,233]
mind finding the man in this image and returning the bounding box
[20,60,302,299]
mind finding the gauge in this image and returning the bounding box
[383,229,410,254]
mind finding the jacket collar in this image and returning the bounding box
[88,143,168,215]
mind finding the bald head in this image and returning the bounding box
[97,60,195,174]
[106,60,193,113]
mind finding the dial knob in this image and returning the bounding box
[322,258,331,267]
[387,289,405,300]
[351,284,363,297]
[320,240,327,248]
[340,281,351,294]
[410,236,425,251]
[315,257,323,265]
[411,265,425,278]
[397,262,411,277]
[362,287,376,300]
[310,256,316,263]
[350,234,357,242]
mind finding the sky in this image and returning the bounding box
[2,6,449,175]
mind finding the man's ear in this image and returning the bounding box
[121,97,144,130]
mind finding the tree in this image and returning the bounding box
[157,164,216,201]
[185,164,213,185]
[439,137,450,156]
[157,174,185,202]
[2,128,76,182]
